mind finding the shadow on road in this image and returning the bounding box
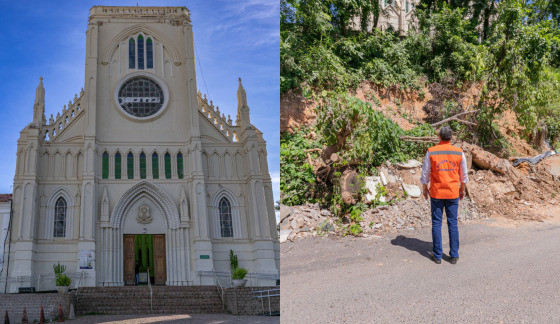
[390,235,434,260]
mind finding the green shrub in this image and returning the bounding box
[280,128,318,205]
[55,274,71,287]
[53,262,66,276]
[232,267,248,280]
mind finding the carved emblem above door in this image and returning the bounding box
[136,204,152,224]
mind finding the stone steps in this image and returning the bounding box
[76,286,225,315]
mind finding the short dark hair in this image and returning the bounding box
[439,126,453,141]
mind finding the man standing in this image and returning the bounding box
[420,126,468,264]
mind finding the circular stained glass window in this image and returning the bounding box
[117,76,164,117]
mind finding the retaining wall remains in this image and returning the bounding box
[223,286,279,315]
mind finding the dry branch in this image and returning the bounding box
[431,110,479,128]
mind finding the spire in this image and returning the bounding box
[33,76,46,126]
[236,78,250,126]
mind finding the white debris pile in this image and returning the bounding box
[279,204,336,243]
[360,198,481,234]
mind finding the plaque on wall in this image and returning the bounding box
[79,250,94,269]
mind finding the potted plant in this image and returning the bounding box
[232,267,248,287]
[53,262,71,294]
[229,250,248,287]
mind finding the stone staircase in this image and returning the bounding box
[76,286,225,315]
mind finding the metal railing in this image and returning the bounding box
[0,272,88,293]
[251,288,280,316]
[74,271,85,312]
[211,269,226,310]
[147,269,153,313]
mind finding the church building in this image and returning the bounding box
[2,6,279,291]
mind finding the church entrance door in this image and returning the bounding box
[153,234,167,285]
[123,235,135,285]
[123,234,167,285]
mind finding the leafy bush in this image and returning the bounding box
[316,94,435,166]
[229,250,238,271]
[232,267,248,280]
[280,128,318,205]
[55,274,71,287]
[53,262,66,276]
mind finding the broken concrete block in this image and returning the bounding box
[279,230,291,243]
[402,183,421,198]
[488,181,515,195]
[290,218,297,229]
[396,159,422,169]
[550,156,560,177]
[380,171,387,185]
[364,176,386,203]
[279,205,291,223]
[280,217,290,231]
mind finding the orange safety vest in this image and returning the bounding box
[428,141,463,199]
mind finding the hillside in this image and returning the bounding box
[280,0,560,239]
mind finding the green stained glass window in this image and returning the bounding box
[102,152,109,179]
[152,153,159,179]
[164,153,171,179]
[127,152,134,179]
[140,152,146,179]
[115,152,121,179]
[137,35,144,70]
[177,152,184,179]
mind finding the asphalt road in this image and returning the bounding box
[280,218,560,323]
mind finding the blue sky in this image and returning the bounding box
[0,0,280,203]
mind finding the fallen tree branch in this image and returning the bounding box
[400,136,460,144]
[431,109,479,128]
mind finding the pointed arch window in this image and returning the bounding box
[102,152,109,179]
[164,153,171,179]
[137,35,145,70]
[152,153,159,179]
[129,38,135,69]
[115,152,122,179]
[140,152,147,179]
[54,197,67,238]
[219,197,233,238]
[177,152,184,179]
[146,38,153,69]
[127,152,134,179]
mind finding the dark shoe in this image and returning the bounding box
[449,257,459,264]
[432,254,441,264]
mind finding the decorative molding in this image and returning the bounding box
[110,181,180,229]
[211,187,242,239]
[45,186,75,240]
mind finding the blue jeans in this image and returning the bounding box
[430,197,459,260]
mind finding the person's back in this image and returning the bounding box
[420,126,468,264]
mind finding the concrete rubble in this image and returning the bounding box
[280,145,560,242]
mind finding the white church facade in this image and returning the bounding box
[1,6,279,292]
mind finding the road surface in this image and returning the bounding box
[281,217,560,323]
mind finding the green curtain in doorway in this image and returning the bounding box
[135,234,154,274]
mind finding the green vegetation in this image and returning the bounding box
[229,250,239,271]
[280,0,560,234]
[232,267,249,280]
[55,274,71,287]
[53,262,71,287]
